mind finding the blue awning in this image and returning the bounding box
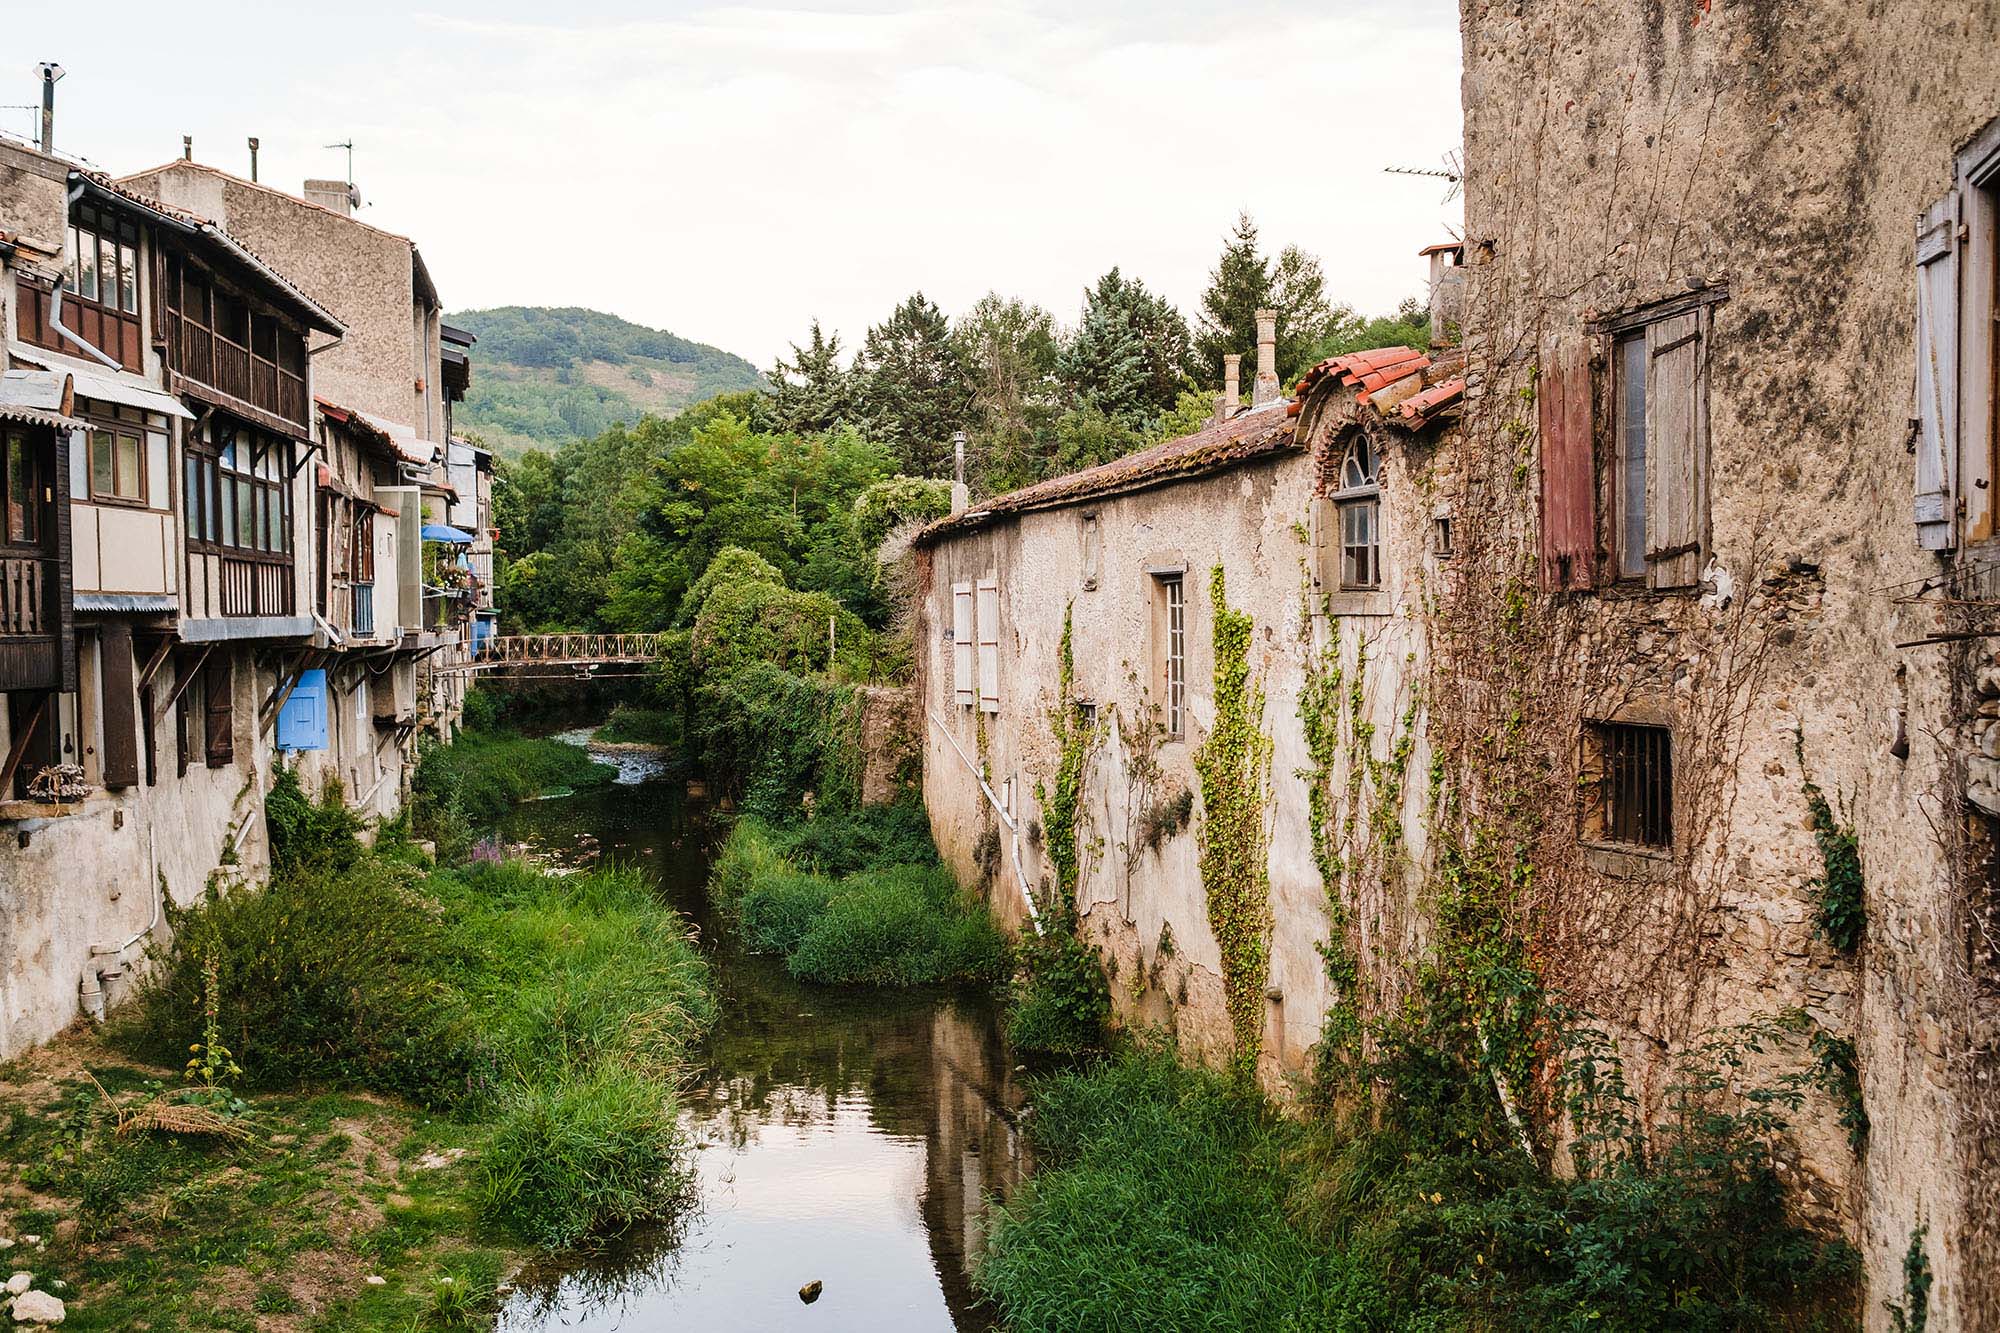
[421,523,476,543]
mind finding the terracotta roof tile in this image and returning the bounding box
[1288,345,1464,429]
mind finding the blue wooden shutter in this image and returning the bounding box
[1915,189,1960,550]
[276,668,328,751]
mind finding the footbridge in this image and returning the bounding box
[428,633,670,679]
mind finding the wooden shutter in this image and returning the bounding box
[1645,309,1705,589]
[951,580,974,707]
[976,577,1001,714]
[99,623,139,789]
[1915,190,1961,550]
[204,654,234,768]
[1538,342,1597,590]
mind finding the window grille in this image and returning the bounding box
[1334,436,1381,590]
[1587,721,1672,849]
[1164,574,1185,737]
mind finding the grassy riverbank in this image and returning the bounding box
[0,742,711,1331]
[977,1039,1860,1332]
[711,803,1007,987]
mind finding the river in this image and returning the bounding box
[489,730,1028,1332]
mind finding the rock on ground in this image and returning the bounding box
[11,1289,65,1323]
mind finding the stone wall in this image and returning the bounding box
[1457,0,2000,1322]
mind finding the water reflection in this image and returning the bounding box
[495,750,1025,1332]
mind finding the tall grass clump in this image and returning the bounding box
[123,754,716,1251]
[595,702,678,746]
[710,806,1005,987]
[411,728,615,855]
[1006,923,1110,1057]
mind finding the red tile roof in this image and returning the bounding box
[1290,345,1464,428]
[916,401,1297,544]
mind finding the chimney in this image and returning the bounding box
[182,135,192,161]
[1252,308,1279,406]
[304,178,354,217]
[950,429,970,514]
[1424,243,1467,347]
[248,137,260,183]
[35,63,62,155]
[1216,354,1241,423]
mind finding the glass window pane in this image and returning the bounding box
[1618,334,1648,578]
[5,435,31,543]
[206,461,221,541]
[236,477,255,547]
[90,431,113,496]
[63,228,77,293]
[99,236,117,306]
[77,230,97,301]
[184,455,201,538]
[116,432,141,500]
[119,243,138,313]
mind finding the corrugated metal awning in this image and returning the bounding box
[0,369,86,430]
[11,347,194,421]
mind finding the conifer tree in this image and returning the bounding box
[1058,268,1192,423]
[1195,212,1340,387]
[769,320,855,435]
[855,293,974,477]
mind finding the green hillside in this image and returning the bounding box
[448,306,767,457]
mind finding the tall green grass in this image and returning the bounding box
[411,727,615,855]
[120,772,715,1252]
[711,806,1005,987]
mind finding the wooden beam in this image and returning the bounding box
[152,645,213,728]
[0,694,51,795]
[134,633,174,693]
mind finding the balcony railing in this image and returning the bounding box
[0,557,48,635]
[220,554,294,618]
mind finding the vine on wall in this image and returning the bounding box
[1193,566,1274,1078]
[1796,732,1865,954]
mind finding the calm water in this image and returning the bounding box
[491,733,1028,1332]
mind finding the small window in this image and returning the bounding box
[1334,436,1381,590]
[3,431,40,545]
[88,424,145,503]
[1584,721,1673,850]
[1432,515,1454,559]
[1155,572,1186,737]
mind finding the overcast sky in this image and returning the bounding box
[6,1,1464,369]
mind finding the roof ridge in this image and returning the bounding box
[115,160,416,248]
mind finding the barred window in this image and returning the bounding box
[1584,721,1673,850]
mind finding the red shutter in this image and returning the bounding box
[1539,342,1597,590]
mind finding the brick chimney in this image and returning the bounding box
[1216,354,1241,423]
[304,179,354,217]
[1251,309,1279,406]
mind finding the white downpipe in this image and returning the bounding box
[927,708,1041,934]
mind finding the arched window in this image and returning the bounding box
[1333,434,1380,590]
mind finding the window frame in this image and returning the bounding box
[187,419,294,559]
[1581,719,1675,854]
[82,408,149,507]
[1153,570,1187,739]
[1591,290,1722,591]
[2,428,44,549]
[62,202,142,318]
[1333,435,1382,592]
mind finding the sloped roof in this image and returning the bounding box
[1291,345,1464,429]
[78,171,344,335]
[0,369,85,430]
[916,400,1297,544]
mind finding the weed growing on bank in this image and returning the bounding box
[410,725,615,855]
[711,805,1006,987]
[114,768,715,1254]
[594,702,678,746]
[977,1019,1860,1333]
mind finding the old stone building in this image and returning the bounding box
[915,306,1462,1085]
[1447,2,2000,1325]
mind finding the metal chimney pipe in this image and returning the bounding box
[182,135,193,161]
[36,63,63,154]
[1252,309,1280,406]
[248,137,260,182]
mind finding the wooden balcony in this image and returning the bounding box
[220,554,294,618]
[0,557,48,635]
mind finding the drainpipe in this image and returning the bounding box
[50,182,122,370]
[927,708,1042,934]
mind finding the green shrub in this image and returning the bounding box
[710,808,1004,989]
[788,865,1006,987]
[691,663,861,821]
[264,765,365,874]
[478,1065,689,1249]
[595,703,677,746]
[1007,926,1111,1057]
[116,858,479,1106]
[460,686,502,733]
[411,730,615,853]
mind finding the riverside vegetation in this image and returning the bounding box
[0,737,714,1331]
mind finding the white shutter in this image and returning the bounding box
[976,577,1001,714]
[1645,309,1704,590]
[1915,190,1961,550]
[951,581,974,707]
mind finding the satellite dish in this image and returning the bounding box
[347,184,364,211]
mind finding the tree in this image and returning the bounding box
[955,293,1060,492]
[1194,212,1340,387]
[855,293,974,477]
[770,320,856,435]
[1058,269,1193,424]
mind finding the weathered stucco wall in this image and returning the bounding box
[1458,0,2000,1322]
[919,417,1438,1090]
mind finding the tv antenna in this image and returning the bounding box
[1384,149,1464,204]
[325,139,355,184]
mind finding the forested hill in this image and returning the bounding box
[448,306,767,457]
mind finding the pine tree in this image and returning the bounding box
[1194,214,1343,387]
[855,293,974,477]
[769,320,855,435]
[1058,268,1193,423]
